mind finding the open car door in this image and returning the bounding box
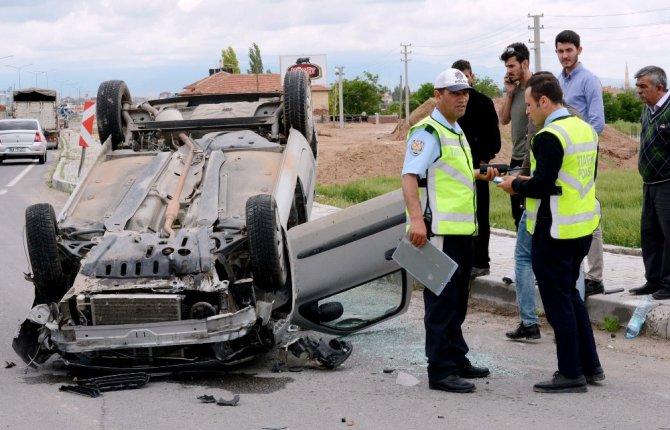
[288,189,411,335]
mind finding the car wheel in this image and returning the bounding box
[96,80,132,150]
[246,194,288,292]
[38,151,46,165]
[25,203,67,302]
[283,70,315,149]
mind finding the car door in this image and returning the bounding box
[288,189,411,335]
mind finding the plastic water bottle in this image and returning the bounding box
[625,295,655,339]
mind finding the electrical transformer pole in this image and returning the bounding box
[334,66,345,129]
[528,13,544,72]
[401,43,412,125]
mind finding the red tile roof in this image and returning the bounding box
[180,72,282,95]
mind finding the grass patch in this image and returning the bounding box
[317,169,643,248]
[316,177,400,208]
[609,120,641,136]
[600,315,621,333]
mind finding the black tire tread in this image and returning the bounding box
[283,70,313,146]
[96,80,131,150]
[25,203,66,300]
[246,194,286,291]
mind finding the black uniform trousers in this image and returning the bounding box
[509,158,525,228]
[473,179,491,269]
[532,219,601,378]
[424,235,473,382]
[641,181,670,290]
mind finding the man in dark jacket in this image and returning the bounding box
[451,60,502,278]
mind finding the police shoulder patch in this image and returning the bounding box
[410,139,424,155]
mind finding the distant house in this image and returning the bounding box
[179,71,282,96]
[180,71,329,119]
[311,84,330,119]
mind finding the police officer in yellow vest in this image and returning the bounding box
[498,72,604,393]
[402,68,498,393]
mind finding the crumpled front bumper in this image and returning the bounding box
[49,305,257,354]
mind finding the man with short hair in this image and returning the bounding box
[498,43,542,340]
[402,68,495,393]
[451,59,501,279]
[629,66,670,300]
[499,43,533,228]
[499,72,603,393]
[555,29,606,297]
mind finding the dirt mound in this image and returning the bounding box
[316,97,640,185]
[391,98,437,140]
[317,122,405,185]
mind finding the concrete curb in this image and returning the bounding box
[470,278,668,339]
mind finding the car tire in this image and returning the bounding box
[283,70,315,151]
[96,80,132,150]
[25,203,67,302]
[246,194,288,292]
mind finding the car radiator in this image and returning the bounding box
[90,294,182,325]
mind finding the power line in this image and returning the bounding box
[546,20,670,30]
[546,6,670,18]
[586,30,670,42]
[413,19,526,49]
[413,28,530,58]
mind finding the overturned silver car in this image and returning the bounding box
[14,72,411,371]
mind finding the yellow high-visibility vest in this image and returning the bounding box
[525,116,601,239]
[406,116,477,235]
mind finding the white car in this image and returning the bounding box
[0,119,48,164]
[13,75,411,371]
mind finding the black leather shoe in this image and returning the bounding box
[429,374,475,393]
[652,286,670,300]
[470,267,490,279]
[585,366,605,384]
[533,371,587,393]
[630,283,660,295]
[459,363,490,379]
[506,323,541,340]
[584,279,604,296]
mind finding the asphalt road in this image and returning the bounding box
[1,156,670,429]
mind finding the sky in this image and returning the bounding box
[0,0,668,100]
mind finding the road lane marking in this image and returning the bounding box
[0,189,6,195]
[7,164,34,187]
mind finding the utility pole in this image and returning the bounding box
[528,13,544,72]
[401,43,411,125]
[334,66,345,129]
[398,75,403,119]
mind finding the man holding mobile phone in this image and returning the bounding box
[498,43,542,341]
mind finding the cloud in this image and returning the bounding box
[0,0,667,96]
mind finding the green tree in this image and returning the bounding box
[221,46,240,73]
[391,84,403,102]
[247,43,264,74]
[409,82,435,112]
[473,76,502,98]
[603,92,621,123]
[329,72,383,115]
[616,91,643,122]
